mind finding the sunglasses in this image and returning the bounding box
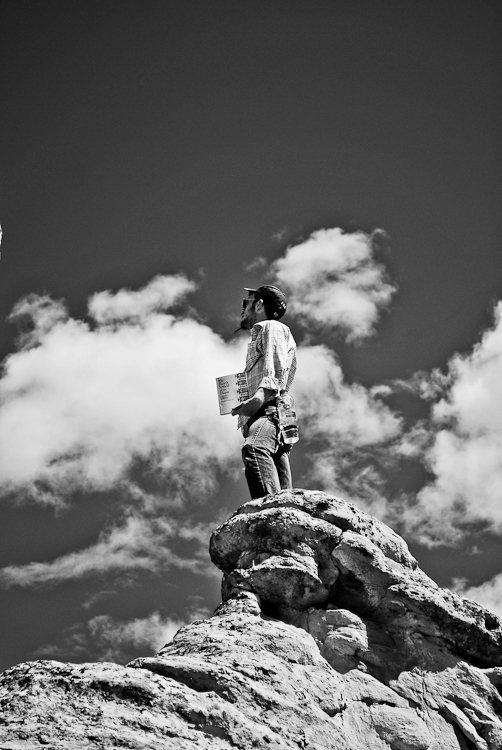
[241,297,258,310]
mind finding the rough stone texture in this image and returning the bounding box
[1,489,502,749]
[210,490,502,680]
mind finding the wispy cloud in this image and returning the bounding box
[34,611,198,663]
[88,274,197,324]
[0,513,213,588]
[8,294,69,348]
[243,256,268,273]
[452,574,502,619]
[270,227,396,341]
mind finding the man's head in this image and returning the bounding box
[244,285,287,320]
[239,285,287,331]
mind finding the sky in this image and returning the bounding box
[0,0,501,672]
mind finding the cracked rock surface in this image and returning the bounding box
[1,489,502,749]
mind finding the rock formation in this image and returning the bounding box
[1,489,502,749]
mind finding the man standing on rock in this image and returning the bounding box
[232,285,298,499]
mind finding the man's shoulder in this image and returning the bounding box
[255,319,291,334]
[254,320,295,348]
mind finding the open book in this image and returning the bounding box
[216,372,249,415]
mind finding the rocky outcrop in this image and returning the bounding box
[210,491,502,681]
[1,489,502,749]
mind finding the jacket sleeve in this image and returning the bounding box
[254,323,288,394]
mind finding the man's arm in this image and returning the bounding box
[231,387,274,418]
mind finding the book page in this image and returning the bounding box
[216,372,249,415]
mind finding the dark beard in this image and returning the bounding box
[234,322,249,333]
[234,315,254,333]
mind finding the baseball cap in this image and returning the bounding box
[244,285,287,319]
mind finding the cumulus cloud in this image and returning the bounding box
[400,302,502,544]
[294,344,402,515]
[34,611,197,663]
[0,274,244,504]
[270,228,396,340]
[295,345,401,446]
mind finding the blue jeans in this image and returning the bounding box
[242,412,292,499]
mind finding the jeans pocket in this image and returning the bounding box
[245,417,272,451]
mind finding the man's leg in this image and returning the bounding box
[275,446,293,490]
[242,417,281,499]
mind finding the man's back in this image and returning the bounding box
[239,319,296,430]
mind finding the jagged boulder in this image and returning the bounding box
[210,490,502,681]
[1,489,502,750]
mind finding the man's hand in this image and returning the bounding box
[231,388,273,418]
[231,395,263,418]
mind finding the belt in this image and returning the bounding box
[255,397,278,417]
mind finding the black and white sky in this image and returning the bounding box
[0,0,501,671]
